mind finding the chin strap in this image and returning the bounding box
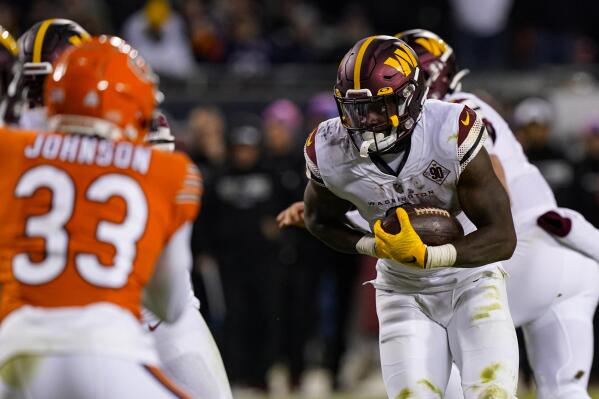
[360,139,374,158]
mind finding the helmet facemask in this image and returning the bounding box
[335,78,422,157]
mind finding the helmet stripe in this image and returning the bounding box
[0,28,17,56]
[353,36,377,90]
[33,19,56,63]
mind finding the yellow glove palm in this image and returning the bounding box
[373,208,427,268]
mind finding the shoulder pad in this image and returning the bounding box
[303,127,325,186]
[457,105,487,173]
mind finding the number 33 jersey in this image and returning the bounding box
[305,99,501,292]
[0,128,201,362]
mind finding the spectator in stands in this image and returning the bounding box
[201,121,279,392]
[270,3,322,63]
[180,0,226,62]
[62,0,113,34]
[187,106,227,181]
[306,92,337,130]
[260,99,312,389]
[513,97,574,205]
[186,106,228,334]
[571,119,599,227]
[450,0,513,68]
[122,0,195,79]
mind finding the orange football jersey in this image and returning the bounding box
[0,128,201,321]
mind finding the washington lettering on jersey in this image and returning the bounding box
[23,133,152,174]
[304,99,498,292]
[367,190,436,207]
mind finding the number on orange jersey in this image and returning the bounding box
[13,165,148,288]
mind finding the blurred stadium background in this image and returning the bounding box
[5,0,599,397]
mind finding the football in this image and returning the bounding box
[381,206,464,246]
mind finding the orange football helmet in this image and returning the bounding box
[45,35,158,141]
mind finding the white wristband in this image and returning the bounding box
[356,235,377,257]
[425,244,457,269]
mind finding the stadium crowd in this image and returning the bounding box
[2,0,599,395]
[4,0,599,78]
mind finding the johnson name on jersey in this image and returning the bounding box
[0,127,201,365]
[305,99,497,292]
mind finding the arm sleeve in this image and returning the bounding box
[170,158,203,236]
[457,105,488,175]
[304,127,325,186]
[143,222,194,323]
[450,97,496,155]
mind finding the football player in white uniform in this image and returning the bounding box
[303,35,519,399]
[0,19,233,399]
[395,29,599,399]
[144,111,233,399]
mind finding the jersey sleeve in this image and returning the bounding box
[143,222,193,323]
[170,155,203,235]
[304,127,325,186]
[456,105,488,175]
[450,96,497,155]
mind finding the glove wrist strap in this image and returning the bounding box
[425,244,457,269]
[356,235,377,257]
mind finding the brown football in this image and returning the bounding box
[381,206,464,246]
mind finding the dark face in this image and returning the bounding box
[365,102,387,129]
[231,144,260,169]
[517,122,551,149]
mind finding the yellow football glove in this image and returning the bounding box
[373,207,427,268]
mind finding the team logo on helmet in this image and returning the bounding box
[414,37,447,57]
[334,35,427,156]
[395,29,467,100]
[383,44,418,76]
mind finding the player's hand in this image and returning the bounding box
[276,201,306,228]
[373,208,427,267]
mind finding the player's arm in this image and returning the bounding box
[304,180,372,255]
[142,222,194,323]
[452,148,516,267]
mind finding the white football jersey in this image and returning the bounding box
[445,92,557,232]
[305,99,503,293]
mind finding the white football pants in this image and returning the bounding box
[445,226,599,399]
[0,354,189,399]
[147,303,232,399]
[376,268,519,399]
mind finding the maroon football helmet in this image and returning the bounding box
[395,29,469,100]
[334,35,427,157]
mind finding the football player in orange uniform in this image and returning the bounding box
[0,36,197,398]
[2,18,232,399]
